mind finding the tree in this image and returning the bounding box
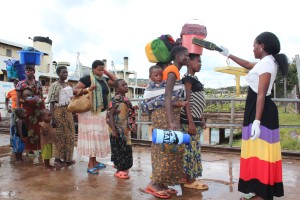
[274,58,299,98]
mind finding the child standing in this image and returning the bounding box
[39,109,56,170]
[107,79,137,179]
[180,54,208,190]
[142,65,187,113]
[13,108,28,162]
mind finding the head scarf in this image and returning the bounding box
[90,71,111,114]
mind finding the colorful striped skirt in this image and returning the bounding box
[238,87,284,200]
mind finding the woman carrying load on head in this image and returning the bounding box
[145,46,190,199]
[16,65,45,163]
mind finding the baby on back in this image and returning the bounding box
[142,65,187,113]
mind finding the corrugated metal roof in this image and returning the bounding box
[0,39,24,49]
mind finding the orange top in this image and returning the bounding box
[162,65,180,80]
[6,89,17,108]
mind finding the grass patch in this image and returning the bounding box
[227,108,300,150]
[279,128,300,150]
[278,106,300,126]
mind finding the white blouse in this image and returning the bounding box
[245,55,278,96]
[58,86,73,106]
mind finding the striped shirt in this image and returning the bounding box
[180,74,206,126]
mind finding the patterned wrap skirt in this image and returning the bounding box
[151,108,184,185]
[77,111,110,158]
[238,87,284,199]
[181,124,203,180]
[53,106,75,162]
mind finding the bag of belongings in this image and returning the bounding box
[145,34,175,63]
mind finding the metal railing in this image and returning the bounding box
[132,97,300,147]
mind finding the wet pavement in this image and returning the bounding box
[0,134,300,200]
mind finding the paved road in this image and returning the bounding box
[0,134,299,199]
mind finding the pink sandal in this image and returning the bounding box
[114,171,130,179]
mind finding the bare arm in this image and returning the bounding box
[184,81,196,135]
[73,81,91,95]
[17,120,24,138]
[5,97,11,112]
[16,91,22,108]
[165,73,176,130]
[228,54,257,70]
[104,69,118,87]
[50,102,57,128]
[255,73,271,120]
[109,106,118,137]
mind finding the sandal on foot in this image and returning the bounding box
[54,162,65,170]
[114,171,130,179]
[163,188,178,195]
[144,187,171,199]
[66,160,76,166]
[240,193,257,200]
[87,167,99,174]
[160,184,178,195]
[184,180,209,190]
[179,177,188,184]
[95,163,106,169]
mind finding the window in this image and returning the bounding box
[6,49,12,57]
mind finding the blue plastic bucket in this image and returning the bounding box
[18,51,43,65]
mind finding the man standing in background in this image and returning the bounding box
[5,79,19,147]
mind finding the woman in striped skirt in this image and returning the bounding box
[219,32,288,200]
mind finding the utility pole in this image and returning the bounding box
[295,55,300,113]
[284,77,287,113]
[295,55,300,94]
[273,83,276,98]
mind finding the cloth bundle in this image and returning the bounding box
[142,80,185,113]
[4,59,26,81]
[145,34,175,63]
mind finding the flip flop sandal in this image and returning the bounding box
[240,193,257,200]
[163,188,178,195]
[87,167,99,174]
[54,162,65,170]
[95,163,106,169]
[66,160,76,166]
[144,187,171,199]
[160,184,178,195]
[114,171,130,179]
[184,180,209,190]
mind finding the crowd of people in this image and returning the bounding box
[5,31,287,200]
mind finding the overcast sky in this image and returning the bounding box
[1,0,299,88]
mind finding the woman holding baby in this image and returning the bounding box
[16,65,45,155]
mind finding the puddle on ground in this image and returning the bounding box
[0,191,15,197]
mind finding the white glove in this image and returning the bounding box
[219,46,230,57]
[250,120,261,140]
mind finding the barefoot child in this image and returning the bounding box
[39,109,56,170]
[142,65,188,113]
[107,79,137,179]
[13,108,28,162]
